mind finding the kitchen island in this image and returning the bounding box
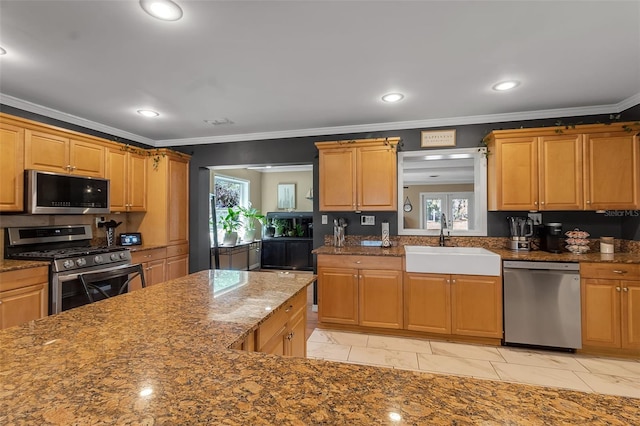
[1,270,638,425]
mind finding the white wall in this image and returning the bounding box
[261,171,313,213]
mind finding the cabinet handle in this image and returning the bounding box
[623,287,629,292]
[285,305,293,313]
[355,261,361,264]
[586,200,591,204]
[613,270,627,275]
[534,201,538,205]
[70,165,77,171]
[353,274,357,278]
[0,300,3,305]
[359,275,363,279]
[447,279,450,284]
[540,201,545,205]
[616,287,621,292]
[452,279,456,283]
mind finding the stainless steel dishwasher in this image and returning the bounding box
[503,261,581,350]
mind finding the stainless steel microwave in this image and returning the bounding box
[26,170,110,214]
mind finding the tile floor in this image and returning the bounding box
[307,329,640,398]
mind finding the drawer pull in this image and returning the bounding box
[285,305,293,313]
[623,287,629,292]
[616,287,621,292]
[355,261,361,264]
[613,270,627,275]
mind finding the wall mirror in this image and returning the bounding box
[397,147,487,236]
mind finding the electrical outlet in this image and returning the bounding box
[321,215,328,225]
[528,213,542,225]
[95,217,104,227]
[361,215,375,226]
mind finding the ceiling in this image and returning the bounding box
[1,1,639,148]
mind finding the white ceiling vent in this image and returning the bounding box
[204,118,235,126]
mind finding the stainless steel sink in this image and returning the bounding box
[404,245,501,276]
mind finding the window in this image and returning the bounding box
[210,175,250,244]
[421,192,473,230]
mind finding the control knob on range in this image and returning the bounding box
[94,255,104,264]
[76,258,87,267]
[119,252,127,259]
[110,253,119,261]
[63,259,75,269]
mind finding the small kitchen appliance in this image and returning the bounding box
[506,216,534,251]
[540,222,564,253]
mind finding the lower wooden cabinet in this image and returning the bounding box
[131,248,167,289]
[404,272,503,339]
[0,266,49,330]
[581,263,640,354]
[256,289,307,358]
[317,254,403,330]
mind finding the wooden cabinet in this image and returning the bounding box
[316,138,400,211]
[0,267,49,330]
[404,272,502,339]
[106,147,147,212]
[487,123,639,211]
[0,122,25,212]
[256,289,307,358]
[581,263,640,355]
[166,243,189,280]
[584,132,639,210]
[317,255,403,329]
[131,248,167,289]
[24,129,105,177]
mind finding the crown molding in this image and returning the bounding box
[0,93,157,146]
[2,91,638,148]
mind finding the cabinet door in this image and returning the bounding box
[286,309,307,358]
[0,123,24,212]
[357,145,397,211]
[581,278,621,348]
[69,138,105,177]
[166,255,189,281]
[492,136,538,210]
[128,152,147,211]
[317,267,359,325]
[0,283,48,330]
[359,269,403,329]
[168,157,189,244]
[261,240,287,269]
[286,240,313,270]
[106,148,128,212]
[538,134,583,210]
[584,133,639,209]
[451,275,502,338]
[262,327,287,356]
[621,280,640,350]
[24,129,69,173]
[318,148,356,211]
[404,273,450,334]
[145,259,166,286]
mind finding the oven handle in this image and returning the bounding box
[56,263,136,282]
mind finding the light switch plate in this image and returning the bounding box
[321,214,328,225]
[361,215,375,225]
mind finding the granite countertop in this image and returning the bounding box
[127,244,168,252]
[0,259,50,273]
[2,270,639,424]
[313,245,405,256]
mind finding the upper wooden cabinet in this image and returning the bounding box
[138,150,190,248]
[487,123,639,211]
[0,122,25,212]
[316,138,400,211]
[24,129,105,177]
[106,147,147,212]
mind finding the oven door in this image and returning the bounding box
[51,263,135,314]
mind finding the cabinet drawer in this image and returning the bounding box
[581,263,640,280]
[317,254,402,270]
[256,290,306,350]
[131,247,167,264]
[166,243,189,258]
[0,266,48,292]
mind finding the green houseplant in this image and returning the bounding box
[238,205,265,242]
[218,207,242,245]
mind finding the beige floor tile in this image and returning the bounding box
[307,329,369,347]
[574,371,640,398]
[348,346,419,370]
[497,347,589,372]
[306,341,351,361]
[492,362,592,392]
[575,356,640,379]
[417,353,501,380]
[366,335,432,354]
[430,341,505,362]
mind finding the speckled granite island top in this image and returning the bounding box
[2,271,639,425]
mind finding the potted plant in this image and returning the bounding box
[273,219,287,237]
[218,207,242,245]
[238,205,265,242]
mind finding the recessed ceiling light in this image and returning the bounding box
[381,93,404,103]
[137,109,159,117]
[492,80,520,91]
[140,0,183,21]
[0,47,6,55]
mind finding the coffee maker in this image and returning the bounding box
[540,222,564,253]
[506,216,533,251]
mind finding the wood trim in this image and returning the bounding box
[315,137,400,150]
[488,122,639,139]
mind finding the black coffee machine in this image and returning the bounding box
[540,222,564,253]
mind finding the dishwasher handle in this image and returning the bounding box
[503,260,580,271]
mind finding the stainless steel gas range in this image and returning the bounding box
[4,225,133,314]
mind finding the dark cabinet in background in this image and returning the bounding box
[261,238,313,271]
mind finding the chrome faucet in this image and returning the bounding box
[439,213,449,247]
